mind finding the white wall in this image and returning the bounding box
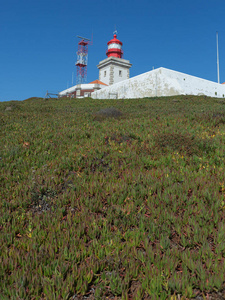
[112,65,129,84]
[99,66,111,85]
[99,64,129,85]
[91,67,225,99]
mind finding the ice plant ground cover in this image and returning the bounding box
[1,95,225,299]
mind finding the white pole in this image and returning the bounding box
[216,31,220,84]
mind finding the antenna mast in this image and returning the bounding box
[216,31,220,84]
[75,35,92,84]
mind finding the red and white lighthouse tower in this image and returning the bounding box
[97,31,132,86]
[106,32,123,58]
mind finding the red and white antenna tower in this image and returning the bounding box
[75,35,92,84]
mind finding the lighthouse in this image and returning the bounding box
[97,31,132,86]
[106,32,123,58]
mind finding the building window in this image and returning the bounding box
[104,71,106,77]
[119,70,122,77]
[215,92,217,96]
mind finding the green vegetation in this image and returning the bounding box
[1,96,225,299]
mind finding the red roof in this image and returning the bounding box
[222,82,225,84]
[107,34,123,46]
[89,80,108,86]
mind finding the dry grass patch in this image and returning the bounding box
[93,107,124,121]
[155,132,214,156]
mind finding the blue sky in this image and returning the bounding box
[1,0,225,101]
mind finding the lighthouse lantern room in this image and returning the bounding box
[106,31,123,58]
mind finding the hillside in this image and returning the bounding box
[1,96,225,299]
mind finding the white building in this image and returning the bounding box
[91,67,225,99]
[98,56,132,86]
[58,80,107,98]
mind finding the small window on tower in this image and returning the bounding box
[104,71,106,77]
[119,70,122,77]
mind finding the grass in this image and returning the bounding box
[1,95,225,299]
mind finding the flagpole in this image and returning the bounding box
[216,31,220,84]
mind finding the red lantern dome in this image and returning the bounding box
[106,32,123,58]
